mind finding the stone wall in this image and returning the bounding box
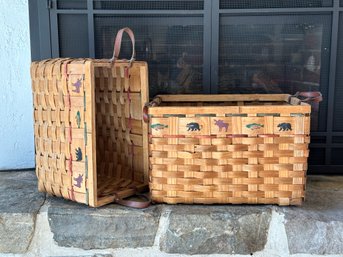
[1,171,342,257]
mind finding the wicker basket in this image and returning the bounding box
[31,28,149,207]
[147,93,321,206]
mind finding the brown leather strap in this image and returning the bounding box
[143,105,149,123]
[142,97,162,123]
[150,96,162,106]
[111,27,136,62]
[294,91,323,103]
[114,193,151,209]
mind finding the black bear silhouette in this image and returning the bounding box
[186,122,201,131]
[75,147,82,161]
[278,123,292,131]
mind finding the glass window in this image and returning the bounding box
[219,0,332,9]
[218,15,331,131]
[94,15,204,96]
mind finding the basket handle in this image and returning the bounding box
[110,27,136,63]
[143,97,162,123]
[114,193,151,209]
[293,91,323,103]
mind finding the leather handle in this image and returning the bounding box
[114,193,151,209]
[293,91,323,103]
[143,97,162,123]
[111,27,136,62]
[143,105,149,123]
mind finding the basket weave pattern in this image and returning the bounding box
[31,58,149,207]
[149,95,311,205]
[31,59,93,204]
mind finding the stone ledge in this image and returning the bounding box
[0,170,342,256]
[0,171,46,253]
[159,205,272,255]
[48,197,162,249]
[281,176,343,255]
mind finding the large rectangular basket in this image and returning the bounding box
[31,58,149,207]
[147,94,315,206]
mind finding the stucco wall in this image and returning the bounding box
[0,0,34,169]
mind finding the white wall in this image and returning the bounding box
[0,0,34,169]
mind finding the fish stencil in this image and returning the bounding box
[151,123,168,131]
[75,111,81,128]
[246,123,264,130]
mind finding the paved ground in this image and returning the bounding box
[0,170,342,257]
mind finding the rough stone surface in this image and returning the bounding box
[2,170,343,256]
[281,176,343,255]
[48,197,162,249]
[0,171,45,253]
[49,254,113,257]
[159,205,272,255]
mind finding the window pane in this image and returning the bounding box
[94,15,204,96]
[308,148,326,165]
[218,15,331,131]
[331,149,343,165]
[93,0,203,10]
[333,13,343,131]
[57,0,87,9]
[58,14,89,58]
[219,0,332,9]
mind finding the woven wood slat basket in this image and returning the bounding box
[147,94,319,206]
[31,28,149,207]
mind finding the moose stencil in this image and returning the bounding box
[74,174,83,188]
[72,79,82,93]
[214,119,229,132]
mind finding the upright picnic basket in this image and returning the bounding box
[31,28,149,207]
[146,93,322,206]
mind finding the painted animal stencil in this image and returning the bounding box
[72,79,82,93]
[246,123,264,130]
[278,123,292,131]
[186,122,202,131]
[151,123,168,131]
[75,147,82,161]
[75,111,81,128]
[74,174,83,188]
[214,119,229,132]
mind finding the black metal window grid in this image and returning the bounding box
[29,0,343,174]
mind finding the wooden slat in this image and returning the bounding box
[157,94,291,103]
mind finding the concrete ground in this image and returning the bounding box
[0,170,342,257]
